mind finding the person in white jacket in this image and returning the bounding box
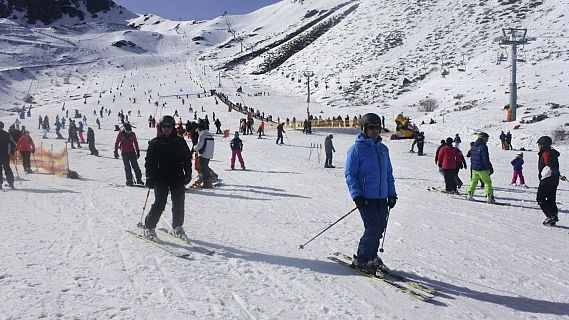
[193,120,215,188]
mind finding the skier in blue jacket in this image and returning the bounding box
[345,113,397,275]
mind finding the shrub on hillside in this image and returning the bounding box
[417,98,438,112]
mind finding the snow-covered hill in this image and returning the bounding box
[1,0,569,319]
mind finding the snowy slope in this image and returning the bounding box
[1,0,569,319]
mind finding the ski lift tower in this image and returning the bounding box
[303,71,314,119]
[498,28,528,122]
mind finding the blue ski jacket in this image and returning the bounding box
[469,138,493,171]
[345,133,397,200]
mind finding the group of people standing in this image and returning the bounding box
[433,131,565,226]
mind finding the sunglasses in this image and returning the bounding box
[367,124,381,130]
[161,124,173,129]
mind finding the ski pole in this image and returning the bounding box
[12,154,21,185]
[379,207,391,253]
[32,152,39,172]
[299,207,358,249]
[285,132,291,145]
[137,187,152,228]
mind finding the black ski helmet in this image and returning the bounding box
[197,119,206,130]
[123,123,132,132]
[360,113,381,132]
[537,136,552,147]
[160,115,175,127]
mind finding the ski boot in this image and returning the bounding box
[136,177,144,185]
[543,217,559,226]
[466,192,474,200]
[487,195,496,204]
[172,226,190,242]
[144,228,158,241]
[8,183,14,190]
[126,180,134,186]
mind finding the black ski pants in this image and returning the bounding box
[417,142,424,155]
[443,168,457,192]
[276,133,284,144]
[537,180,559,219]
[0,155,14,186]
[21,151,32,172]
[325,152,333,167]
[199,156,211,182]
[88,142,98,156]
[145,182,186,229]
[122,152,142,184]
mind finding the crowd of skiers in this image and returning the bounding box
[433,131,566,226]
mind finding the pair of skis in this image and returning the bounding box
[427,186,511,206]
[126,227,215,259]
[328,252,436,302]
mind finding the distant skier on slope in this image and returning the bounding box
[466,132,495,203]
[16,130,35,173]
[143,115,193,241]
[345,113,397,275]
[437,137,461,194]
[193,120,215,188]
[324,134,336,168]
[230,131,245,170]
[114,123,143,186]
[536,136,567,226]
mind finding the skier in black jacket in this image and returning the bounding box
[536,136,567,226]
[0,121,16,189]
[143,115,193,241]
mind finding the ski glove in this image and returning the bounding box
[354,197,368,209]
[489,167,494,175]
[183,175,192,185]
[136,151,140,159]
[114,150,119,159]
[388,197,397,209]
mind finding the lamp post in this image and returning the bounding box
[499,28,528,122]
[303,71,314,120]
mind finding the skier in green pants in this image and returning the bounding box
[466,132,495,203]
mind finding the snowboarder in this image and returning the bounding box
[16,130,35,173]
[466,132,495,203]
[193,120,215,188]
[230,131,245,170]
[86,127,98,156]
[324,134,336,168]
[536,136,567,226]
[143,115,193,241]
[0,121,16,189]
[114,123,143,186]
[345,113,397,275]
[511,152,527,187]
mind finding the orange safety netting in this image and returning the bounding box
[11,143,69,176]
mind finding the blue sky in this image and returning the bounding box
[113,0,281,20]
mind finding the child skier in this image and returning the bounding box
[511,152,527,187]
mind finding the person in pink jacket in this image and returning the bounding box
[16,130,35,173]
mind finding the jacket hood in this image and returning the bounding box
[355,132,382,145]
[473,138,486,147]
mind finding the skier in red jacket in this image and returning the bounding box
[437,137,461,193]
[114,123,143,186]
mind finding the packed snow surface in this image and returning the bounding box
[1,0,569,319]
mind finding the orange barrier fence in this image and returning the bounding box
[11,143,69,176]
